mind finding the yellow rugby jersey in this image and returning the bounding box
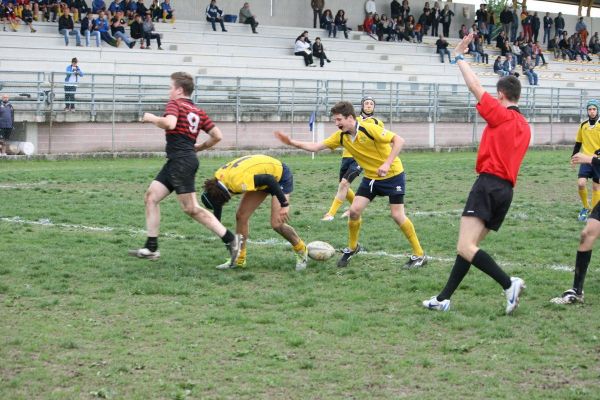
[215,154,283,193]
[323,122,404,180]
[576,120,600,155]
[340,115,386,158]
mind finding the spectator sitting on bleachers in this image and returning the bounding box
[206,0,226,32]
[522,55,538,85]
[4,3,20,31]
[503,54,518,76]
[45,0,60,22]
[496,30,507,50]
[532,41,547,66]
[111,10,136,48]
[474,36,489,64]
[548,35,560,58]
[379,14,393,41]
[94,10,120,46]
[333,9,348,39]
[589,33,599,54]
[59,8,82,46]
[72,0,91,19]
[363,12,375,35]
[123,0,136,19]
[558,34,575,60]
[458,24,467,39]
[130,13,144,47]
[135,0,146,16]
[238,2,258,34]
[417,9,430,37]
[160,0,173,23]
[108,0,124,17]
[575,38,592,61]
[321,9,333,37]
[22,3,36,32]
[81,10,101,46]
[406,15,417,42]
[510,40,522,64]
[312,37,331,67]
[494,56,509,76]
[294,34,316,67]
[149,0,160,21]
[435,34,451,63]
[394,17,411,42]
[143,11,162,49]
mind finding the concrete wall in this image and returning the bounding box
[175,0,600,38]
[28,121,574,154]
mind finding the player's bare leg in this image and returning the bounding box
[270,195,307,270]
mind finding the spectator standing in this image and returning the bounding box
[436,34,451,63]
[542,12,552,44]
[391,0,400,20]
[81,10,101,46]
[111,10,137,48]
[399,0,409,19]
[431,1,440,37]
[206,0,226,32]
[0,94,14,155]
[510,7,518,42]
[417,9,430,37]
[521,11,532,41]
[576,17,588,45]
[64,57,83,111]
[440,4,454,38]
[475,4,487,31]
[143,12,162,49]
[160,0,174,23]
[311,0,323,29]
[239,2,258,33]
[554,12,564,38]
[58,8,82,46]
[365,0,376,17]
[130,13,145,47]
[531,11,540,42]
[312,37,331,67]
[333,9,348,39]
[294,35,316,66]
[500,6,511,37]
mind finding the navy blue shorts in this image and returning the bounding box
[339,157,362,183]
[154,156,199,195]
[278,163,294,194]
[578,163,600,183]
[356,172,405,204]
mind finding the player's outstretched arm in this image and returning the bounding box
[274,131,328,152]
[195,126,222,152]
[454,33,485,103]
[143,112,177,130]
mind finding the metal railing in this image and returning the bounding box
[0,70,594,149]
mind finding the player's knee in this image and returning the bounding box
[144,190,159,206]
[348,208,361,220]
[182,203,198,216]
[339,179,350,190]
[390,208,406,223]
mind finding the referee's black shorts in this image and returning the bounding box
[154,155,199,195]
[462,173,513,231]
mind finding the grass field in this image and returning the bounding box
[1,150,600,400]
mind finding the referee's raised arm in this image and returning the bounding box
[453,33,485,102]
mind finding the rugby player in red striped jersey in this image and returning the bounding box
[129,72,242,267]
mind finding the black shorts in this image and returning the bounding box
[154,156,199,195]
[356,172,405,204]
[578,163,600,184]
[0,128,12,140]
[589,202,600,221]
[278,163,294,194]
[339,157,362,183]
[462,173,513,231]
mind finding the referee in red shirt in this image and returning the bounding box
[423,33,531,314]
[129,72,242,267]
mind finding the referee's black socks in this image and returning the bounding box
[145,237,158,252]
[438,255,471,301]
[472,249,512,290]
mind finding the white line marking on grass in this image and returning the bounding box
[0,216,582,272]
[411,209,462,217]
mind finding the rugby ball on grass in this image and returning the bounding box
[307,241,336,261]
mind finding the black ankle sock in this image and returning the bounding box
[471,249,512,290]
[573,250,592,295]
[145,237,158,252]
[437,255,471,301]
[221,230,235,244]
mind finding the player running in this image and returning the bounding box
[129,72,242,266]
